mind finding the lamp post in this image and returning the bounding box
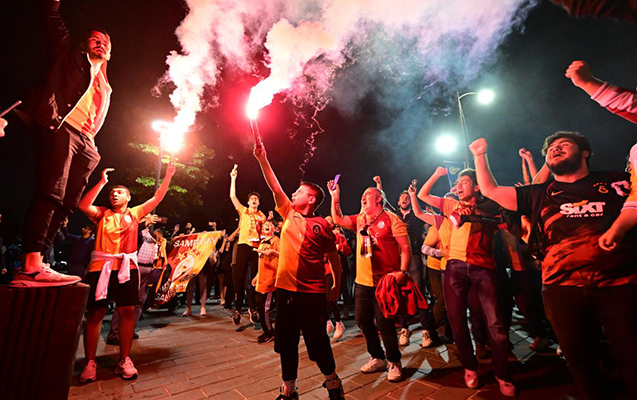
[456,89,494,168]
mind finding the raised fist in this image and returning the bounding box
[469,138,488,156]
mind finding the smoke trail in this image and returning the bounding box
[157,0,538,162]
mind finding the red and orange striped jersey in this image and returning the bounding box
[275,198,336,293]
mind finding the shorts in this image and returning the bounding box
[86,269,140,309]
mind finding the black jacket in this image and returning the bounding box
[20,0,111,132]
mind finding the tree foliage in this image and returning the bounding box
[123,140,215,217]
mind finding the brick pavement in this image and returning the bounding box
[70,301,582,399]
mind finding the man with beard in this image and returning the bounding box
[13,0,113,286]
[470,132,637,399]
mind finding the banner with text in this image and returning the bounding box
[154,231,223,305]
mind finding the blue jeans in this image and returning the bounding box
[444,260,510,379]
[355,284,401,362]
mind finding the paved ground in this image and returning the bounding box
[69,300,583,400]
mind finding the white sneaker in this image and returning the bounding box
[79,360,97,383]
[398,328,411,346]
[10,265,81,287]
[387,361,402,382]
[326,320,335,336]
[115,357,138,380]
[333,321,345,340]
[360,357,387,373]
[421,330,433,348]
[200,307,207,316]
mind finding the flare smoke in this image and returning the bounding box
[156,0,537,138]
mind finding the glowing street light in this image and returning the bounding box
[151,120,184,213]
[435,134,458,155]
[456,89,495,167]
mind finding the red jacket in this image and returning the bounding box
[375,274,428,319]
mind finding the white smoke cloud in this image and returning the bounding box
[157,0,537,134]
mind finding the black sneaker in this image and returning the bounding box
[249,308,260,324]
[257,332,274,344]
[232,310,241,325]
[323,376,345,400]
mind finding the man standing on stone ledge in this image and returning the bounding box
[12,0,112,287]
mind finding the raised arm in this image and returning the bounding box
[229,164,244,210]
[41,0,72,57]
[519,148,538,184]
[408,181,437,226]
[327,181,356,231]
[469,138,518,211]
[252,145,288,208]
[417,167,446,209]
[78,168,113,221]
[565,60,605,97]
[373,175,383,191]
[140,162,176,215]
[532,162,552,184]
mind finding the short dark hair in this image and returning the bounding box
[247,192,260,202]
[301,182,325,209]
[111,185,130,196]
[84,224,95,233]
[458,169,477,186]
[542,131,592,166]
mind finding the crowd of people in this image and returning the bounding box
[1,1,637,400]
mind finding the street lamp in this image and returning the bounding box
[456,89,494,167]
[435,134,458,155]
[151,120,184,212]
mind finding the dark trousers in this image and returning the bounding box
[355,284,401,363]
[23,123,100,254]
[543,284,637,399]
[256,291,275,334]
[108,265,153,340]
[326,274,341,322]
[511,268,547,338]
[275,289,336,381]
[444,260,510,379]
[233,244,258,312]
[399,255,436,332]
[428,267,451,337]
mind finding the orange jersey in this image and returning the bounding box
[88,205,145,272]
[275,197,336,293]
[347,210,408,287]
[236,205,266,247]
[423,225,442,271]
[256,235,280,293]
[442,198,499,269]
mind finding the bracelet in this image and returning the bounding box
[474,152,487,156]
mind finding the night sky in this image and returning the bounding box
[1,0,636,241]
